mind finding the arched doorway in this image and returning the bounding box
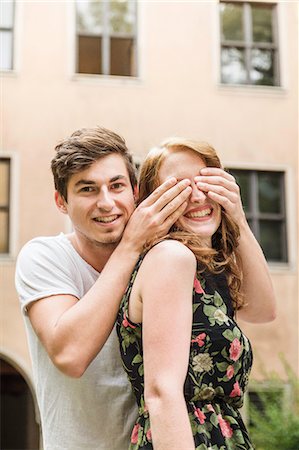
[1,357,40,450]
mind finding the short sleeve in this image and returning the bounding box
[15,238,81,314]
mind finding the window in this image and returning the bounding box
[228,169,287,263]
[0,158,11,254]
[219,2,279,86]
[0,0,15,70]
[76,0,137,77]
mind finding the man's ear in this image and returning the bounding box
[55,191,68,214]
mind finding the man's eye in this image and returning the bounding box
[80,186,94,192]
[111,183,124,190]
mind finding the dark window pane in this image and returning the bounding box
[0,211,9,253]
[78,35,102,74]
[252,4,273,43]
[258,172,282,214]
[221,47,247,84]
[230,170,250,213]
[250,48,274,86]
[110,1,135,33]
[110,37,135,76]
[76,0,103,35]
[260,220,285,262]
[220,2,244,41]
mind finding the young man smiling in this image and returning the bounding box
[15,127,192,450]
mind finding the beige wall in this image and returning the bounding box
[1,0,298,391]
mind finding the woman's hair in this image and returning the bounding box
[138,137,244,310]
[51,126,137,201]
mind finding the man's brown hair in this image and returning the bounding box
[51,126,137,200]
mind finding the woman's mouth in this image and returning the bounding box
[184,208,212,219]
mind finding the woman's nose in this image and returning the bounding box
[190,183,207,203]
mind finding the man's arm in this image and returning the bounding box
[195,168,276,323]
[25,178,192,377]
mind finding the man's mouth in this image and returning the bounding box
[93,215,119,224]
[184,208,212,219]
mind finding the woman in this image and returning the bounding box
[117,138,254,449]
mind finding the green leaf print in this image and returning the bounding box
[233,429,246,444]
[222,329,234,342]
[232,326,241,339]
[210,413,219,428]
[203,305,217,318]
[138,364,144,376]
[132,354,143,364]
[216,361,228,372]
[213,291,223,307]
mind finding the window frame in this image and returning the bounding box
[0,158,11,254]
[219,1,280,86]
[224,162,295,270]
[0,0,15,71]
[75,0,138,78]
[0,153,18,260]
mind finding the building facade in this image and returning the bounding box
[1,1,298,448]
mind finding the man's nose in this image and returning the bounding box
[190,183,207,203]
[96,188,115,211]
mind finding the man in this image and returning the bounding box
[16,127,276,450]
[15,127,192,450]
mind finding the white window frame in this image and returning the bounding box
[73,0,138,79]
[219,1,280,86]
[0,152,19,260]
[224,161,296,272]
[212,1,288,93]
[0,0,15,72]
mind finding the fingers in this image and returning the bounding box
[141,178,191,209]
[194,169,243,221]
[160,201,188,232]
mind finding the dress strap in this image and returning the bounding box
[119,252,147,311]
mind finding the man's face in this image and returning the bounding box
[58,154,136,248]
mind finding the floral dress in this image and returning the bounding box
[116,253,254,450]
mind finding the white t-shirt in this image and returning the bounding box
[15,233,137,450]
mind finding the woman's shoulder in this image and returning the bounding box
[143,239,196,268]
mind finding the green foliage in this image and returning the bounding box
[249,362,299,450]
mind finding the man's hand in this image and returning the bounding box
[194,168,246,224]
[123,178,192,251]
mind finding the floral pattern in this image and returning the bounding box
[116,254,254,450]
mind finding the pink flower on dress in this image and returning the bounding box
[131,423,140,444]
[191,332,206,347]
[217,414,233,438]
[229,338,242,361]
[194,277,205,294]
[229,381,241,398]
[146,429,152,441]
[122,312,136,329]
[194,407,206,424]
[226,365,234,380]
[207,404,215,413]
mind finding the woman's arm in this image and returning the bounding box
[138,240,196,450]
[195,168,276,323]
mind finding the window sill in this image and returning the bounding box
[268,261,296,274]
[71,73,143,87]
[216,83,287,97]
[0,69,18,77]
[0,255,16,264]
